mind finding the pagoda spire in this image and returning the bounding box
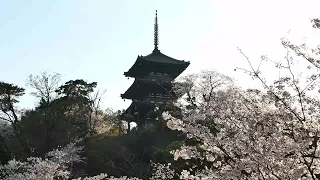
[154,10,159,52]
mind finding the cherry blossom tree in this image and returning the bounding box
[0,140,141,180]
[173,69,234,110]
[152,18,320,179]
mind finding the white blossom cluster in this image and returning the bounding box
[162,87,320,179]
[155,21,320,179]
[0,155,70,179]
[150,162,175,180]
[0,140,141,180]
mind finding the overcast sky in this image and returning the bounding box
[1,0,320,111]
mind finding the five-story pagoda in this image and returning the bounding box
[121,10,190,129]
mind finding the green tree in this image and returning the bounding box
[0,82,30,158]
[17,77,100,157]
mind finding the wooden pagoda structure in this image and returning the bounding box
[121,10,190,128]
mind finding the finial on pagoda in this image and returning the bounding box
[153,10,159,52]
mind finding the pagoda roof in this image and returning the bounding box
[140,49,189,65]
[124,51,190,78]
[121,78,171,100]
[120,101,155,122]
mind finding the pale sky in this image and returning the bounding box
[1,0,319,111]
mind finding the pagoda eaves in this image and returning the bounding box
[121,78,172,100]
[124,50,189,78]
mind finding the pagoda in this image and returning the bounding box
[121,10,190,128]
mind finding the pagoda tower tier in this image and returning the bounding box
[121,10,190,128]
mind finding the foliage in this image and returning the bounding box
[26,72,61,103]
[0,134,11,164]
[0,140,82,179]
[14,78,99,157]
[149,18,320,179]
[55,79,97,98]
[0,82,31,158]
[84,121,184,179]
[0,140,141,180]
[173,69,234,110]
[0,74,112,161]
